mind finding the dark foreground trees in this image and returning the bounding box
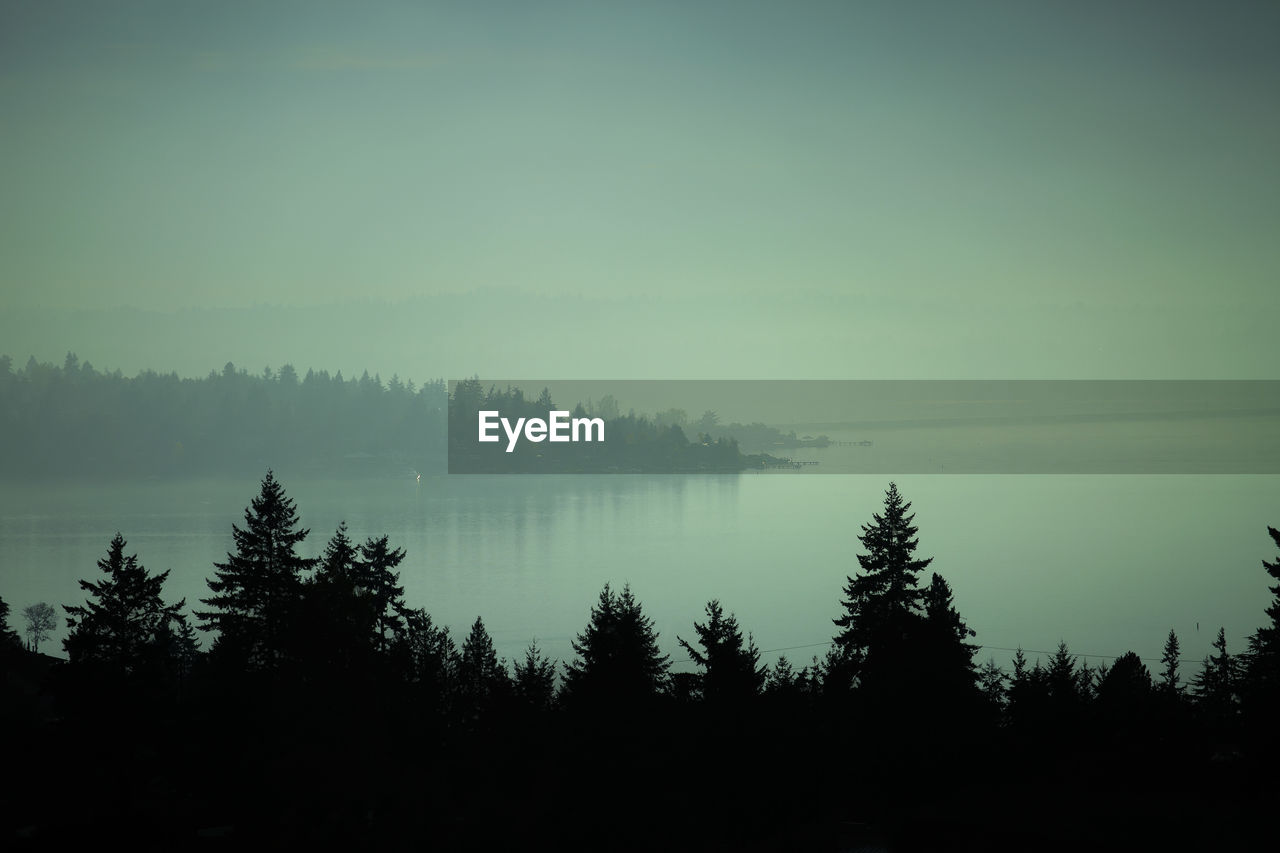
[829,483,979,720]
[562,583,670,706]
[459,616,509,703]
[0,595,22,650]
[7,478,1280,847]
[1244,525,1280,721]
[197,470,316,672]
[1193,627,1240,728]
[302,522,411,676]
[919,572,980,703]
[1097,650,1154,728]
[831,482,931,684]
[62,533,186,678]
[678,599,766,703]
[512,641,557,709]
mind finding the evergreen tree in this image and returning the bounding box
[354,534,408,654]
[1007,647,1049,729]
[1159,629,1184,697]
[1009,647,1028,694]
[1094,660,1110,689]
[317,521,360,582]
[197,471,316,672]
[396,607,459,708]
[0,595,22,650]
[1096,651,1152,727]
[832,482,932,693]
[562,583,670,705]
[1244,525,1280,717]
[302,522,371,674]
[1075,659,1098,703]
[766,655,801,696]
[458,616,508,703]
[166,611,203,683]
[301,525,408,676]
[1192,627,1240,727]
[1045,641,1082,712]
[764,654,821,700]
[62,533,185,676]
[919,572,980,700]
[978,657,1006,716]
[513,640,558,710]
[677,600,766,703]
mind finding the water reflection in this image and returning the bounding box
[0,473,1274,680]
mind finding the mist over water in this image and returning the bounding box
[4,0,1278,842]
[5,472,1274,673]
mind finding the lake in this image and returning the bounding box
[2,470,1277,677]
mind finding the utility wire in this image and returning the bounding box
[671,639,1205,668]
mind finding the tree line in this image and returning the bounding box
[3,475,1280,846]
[2,356,807,479]
[0,353,447,479]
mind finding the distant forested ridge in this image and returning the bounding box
[700,420,831,451]
[0,353,446,479]
[0,355,799,479]
[644,407,832,452]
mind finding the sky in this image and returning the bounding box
[1,1,1278,677]
[1,0,1278,378]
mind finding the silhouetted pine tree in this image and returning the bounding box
[978,658,1006,718]
[562,583,670,706]
[1007,647,1049,729]
[165,611,202,683]
[62,533,185,678]
[1076,658,1100,703]
[1159,629,1184,698]
[396,607,459,709]
[1192,627,1240,729]
[513,640,558,710]
[831,482,931,695]
[919,572,980,702]
[354,534,408,655]
[677,599,766,703]
[458,616,508,705]
[197,471,316,672]
[302,522,371,675]
[1097,651,1152,730]
[0,595,22,651]
[1045,641,1084,723]
[763,654,821,704]
[1243,525,1280,721]
[766,655,801,696]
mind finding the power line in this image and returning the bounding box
[671,639,1203,669]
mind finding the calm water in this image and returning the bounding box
[2,471,1277,675]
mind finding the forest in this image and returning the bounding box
[3,473,1279,849]
[0,353,448,479]
[0,356,795,478]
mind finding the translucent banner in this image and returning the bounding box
[447,380,1280,474]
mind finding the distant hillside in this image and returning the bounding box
[0,354,447,480]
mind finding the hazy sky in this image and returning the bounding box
[2,1,1278,376]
